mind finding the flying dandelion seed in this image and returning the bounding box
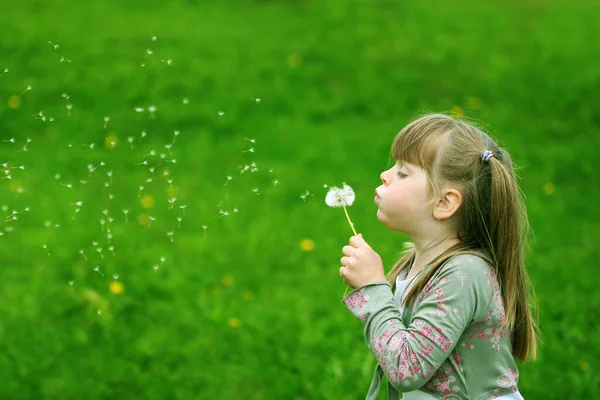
[202,225,208,238]
[42,244,50,255]
[252,188,260,195]
[152,35,157,41]
[300,190,312,201]
[79,248,87,260]
[182,98,189,104]
[0,68,8,77]
[93,266,104,277]
[218,111,224,116]
[66,103,72,116]
[224,175,233,186]
[242,147,254,153]
[177,216,183,228]
[167,231,174,243]
[23,138,32,152]
[21,85,32,95]
[123,209,129,221]
[153,264,159,272]
[103,116,110,129]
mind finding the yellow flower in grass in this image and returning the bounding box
[228,318,240,329]
[451,106,464,117]
[221,275,234,287]
[288,54,301,68]
[105,134,118,149]
[543,183,556,195]
[141,194,155,209]
[300,239,315,252]
[580,361,589,371]
[109,281,124,295]
[9,180,24,193]
[137,213,150,227]
[8,95,21,109]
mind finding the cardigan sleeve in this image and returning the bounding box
[342,255,492,392]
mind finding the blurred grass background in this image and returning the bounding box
[1,0,599,398]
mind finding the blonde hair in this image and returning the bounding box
[387,113,539,362]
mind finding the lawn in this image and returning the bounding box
[0,0,598,398]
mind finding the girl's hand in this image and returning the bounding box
[340,234,386,289]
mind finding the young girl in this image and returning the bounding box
[339,113,539,399]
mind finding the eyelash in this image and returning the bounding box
[397,171,407,178]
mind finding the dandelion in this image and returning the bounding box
[325,184,357,235]
[109,281,124,294]
[326,184,358,297]
[300,239,315,252]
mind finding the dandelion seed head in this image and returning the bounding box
[325,184,355,207]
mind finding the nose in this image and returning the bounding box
[380,169,389,185]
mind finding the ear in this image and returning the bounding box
[433,188,462,220]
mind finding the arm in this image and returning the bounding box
[343,257,487,392]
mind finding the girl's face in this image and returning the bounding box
[375,161,434,235]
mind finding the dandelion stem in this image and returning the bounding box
[343,206,357,236]
[342,205,357,298]
[342,285,351,298]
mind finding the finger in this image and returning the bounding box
[350,234,368,248]
[342,245,354,256]
[349,235,362,247]
[339,266,345,277]
[340,256,351,266]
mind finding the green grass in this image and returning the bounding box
[0,0,599,398]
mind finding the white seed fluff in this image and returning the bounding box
[325,184,355,207]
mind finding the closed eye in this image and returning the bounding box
[397,171,407,178]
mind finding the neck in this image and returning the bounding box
[411,233,461,272]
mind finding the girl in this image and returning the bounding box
[339,114,539,399]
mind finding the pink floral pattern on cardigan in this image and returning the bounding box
[343,289,370,323]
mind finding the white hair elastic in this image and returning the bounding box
[482,150,494,163]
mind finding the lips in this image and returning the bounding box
[374,190,381,202]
